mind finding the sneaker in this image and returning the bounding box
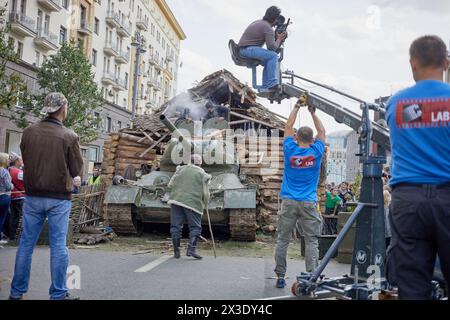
[51,293,80,300]
[9,295,23,300]
[276,278,286,289]
[0,240,8,245]
[63,293,80,300]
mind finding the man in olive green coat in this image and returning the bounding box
[168,154,211,260]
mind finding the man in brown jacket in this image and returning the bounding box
[9,93,83,300]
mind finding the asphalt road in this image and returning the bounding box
[0,247,350,300]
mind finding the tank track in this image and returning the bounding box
[229,209,257,242]
[105,204,137,235]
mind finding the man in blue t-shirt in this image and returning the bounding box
[386,35,450,300]
[274,97,326,289]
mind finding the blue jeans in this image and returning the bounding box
[10,196,71,300]
[240,46,279,89]
[0,194,11,239]
[170,204,202,239]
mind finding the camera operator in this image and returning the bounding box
[238,6,287,92]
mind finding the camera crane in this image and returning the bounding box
[229,28,447,300]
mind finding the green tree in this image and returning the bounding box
[0,7,31,128]
[34,42,102,143]
[353,172,362,201]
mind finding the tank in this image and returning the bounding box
[105,114,258,241]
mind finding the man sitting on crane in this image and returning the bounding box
[238,6,287,92]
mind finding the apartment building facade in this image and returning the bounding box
[326,130,361,184]
[1,0,185,174]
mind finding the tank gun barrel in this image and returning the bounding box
[160,114,194,151]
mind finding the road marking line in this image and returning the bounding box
[259,295,293,301]
[134,255,172,273]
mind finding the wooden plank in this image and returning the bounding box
[240,168,284,176]
[117,145,155,153]
[116,151,157,160]
[119,133,152,145]
[138,130,155,144]
[140,133,169,158]
[230,111,285,131]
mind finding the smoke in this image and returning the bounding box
[163,91,208,121]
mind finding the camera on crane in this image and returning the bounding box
[274,15,292,53]
[275,16,291,37]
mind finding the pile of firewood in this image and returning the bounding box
[101,131,160,185]
[238,137,284,233]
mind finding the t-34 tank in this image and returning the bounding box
[105,114,258,241]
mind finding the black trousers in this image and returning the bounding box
[9,199,24,240]
[387,185,450,300]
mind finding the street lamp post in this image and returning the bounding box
[131,31,147,121]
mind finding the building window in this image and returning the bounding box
[80,5,87,26]
[5,131,22,155]
[88,146,99,162]
[62,0,69,9]
[118,121,122,129]
[16,41,23,59]
[92,49,97,66]
[124,72,128,86]
[122,98,127,108]
[140,84,144,99]
[35,51,40,67]
[59,26,67,45]
[94,18,100,35]
[107,117,112,133]
[94,112,100,129]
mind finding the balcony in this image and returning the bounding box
[115,48,129,64]
[147,77,161,90]
[166,53,174,63]
[37,0,62,12]
[117,20,131,37]
[164,67,173,80]
[9,12,36,37]
[113,77,127,91]
[154,60,164,72]
[105,10,120,28]
[104,41,119,57]
[149,55,158,66]
[34,29,59,51]
[101,71,116,86]
[78,20,92,35]
[136,17,148,31]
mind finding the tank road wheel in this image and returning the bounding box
[229,209,257,242]
[106,204,137,235]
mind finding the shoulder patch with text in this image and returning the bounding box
[396,98,450,129]
[290,156,316,169]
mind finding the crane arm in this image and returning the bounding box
[281,82,391,152]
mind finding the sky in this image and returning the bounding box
[166,0,450,133]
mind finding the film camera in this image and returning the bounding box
[275,16,291,36]
[274,15,291,53]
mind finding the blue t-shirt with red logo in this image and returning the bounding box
[280,137,325,202]
[386,80,450,187]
